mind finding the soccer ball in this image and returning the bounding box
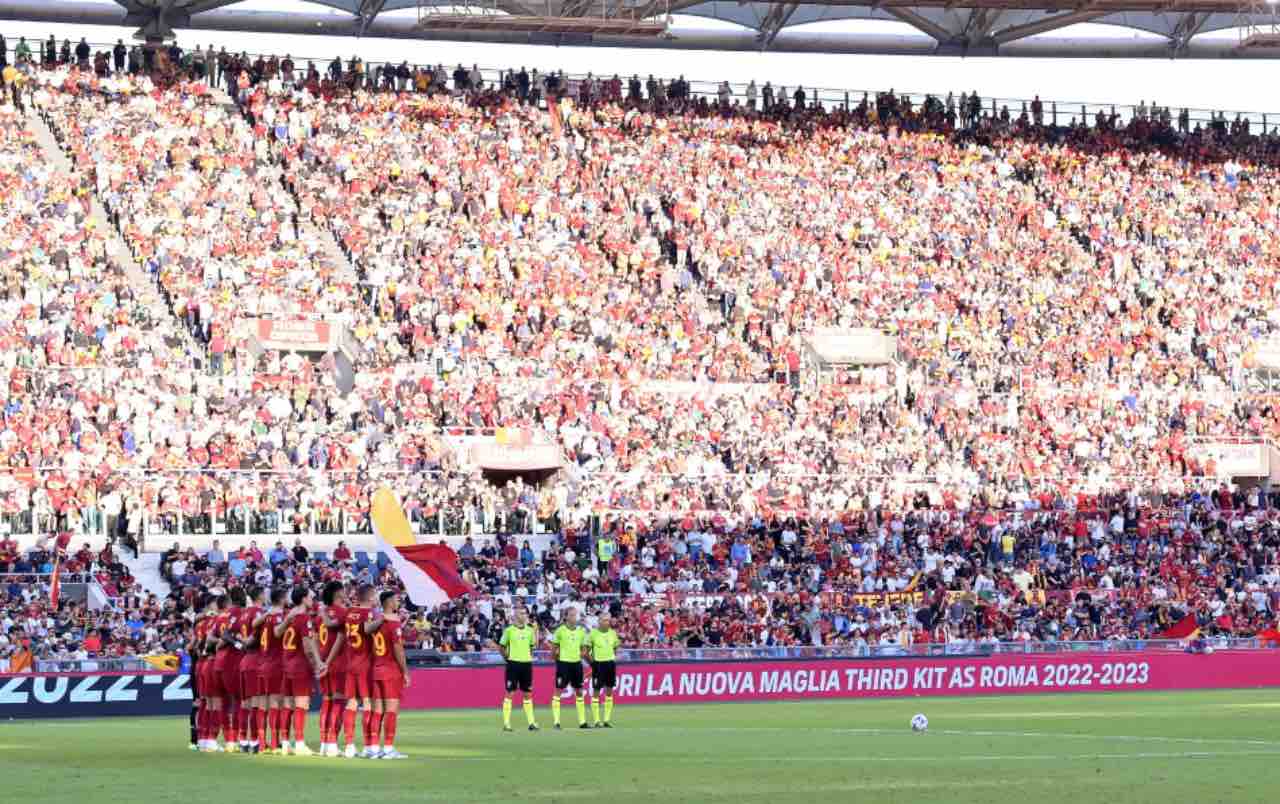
[910,713,929,732]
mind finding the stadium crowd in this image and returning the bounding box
[3,481,1279,670]
[0,40,1279,669]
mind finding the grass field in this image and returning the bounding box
[3,689,1277,803]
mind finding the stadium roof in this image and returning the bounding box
[6,0,1280,57]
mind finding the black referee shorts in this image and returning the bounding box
[505,661,533,693]
[592,661,617,689]
[555,660,584,690]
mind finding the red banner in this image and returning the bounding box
[254,319,335,352]
[402,649,1280,709]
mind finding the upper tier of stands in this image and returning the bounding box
[1,52,1277,553]
[0,43,1278,664]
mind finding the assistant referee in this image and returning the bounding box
[498,608,539,732]
[550,607,589,729]
[586,612,620,728]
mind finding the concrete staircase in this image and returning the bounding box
[29,113,135,277]
[120,550,171,599]
[28,110,207,363]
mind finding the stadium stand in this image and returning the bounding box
[0,40,1278,667]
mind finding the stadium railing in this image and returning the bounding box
[3,37,1277,132]
[414,637,1272,666]
[26,657,165,674]
[0,463,1246,546]
[0,572,124,611]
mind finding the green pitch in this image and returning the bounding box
[3,689,1278,803]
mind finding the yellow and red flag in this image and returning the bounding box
[370,487,473,608]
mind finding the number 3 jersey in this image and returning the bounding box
[343,606,375,674]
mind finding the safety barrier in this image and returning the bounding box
[3,642,1275,718]
[402,645,1280,709]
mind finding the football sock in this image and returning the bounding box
[343,709,358,746]
[502,696,512,728]
[238,704,251,743]
[369,713,383,749]
[332,699,346,743]
[522,697,536,725]
[591,695,601,724]
[604,695,614,723]
[551,695,561,726]
[282,706,293,743]
[292,707,307,744]
[210,708,222,743]
[257,708,269,747]
[318,699,330,743]
[224,702,238,744]
[362,709,374,746]
[383,712,397,747]
[575,695,586,726]
[190,703,199,744]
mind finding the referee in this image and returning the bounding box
[550,607,589,729]
[586,613,620,728]
[498,608,539,732]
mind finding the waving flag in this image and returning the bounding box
[1258,628,1280,647]
[370,487,472,608]
[1157,613,1199,640]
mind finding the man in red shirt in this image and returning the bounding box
[275,587,324,756]
[0,535,17,570]
[188,595,217,751]
[204,594,234,750]
[368,591,411,759]
[216,588,247,751]
[339,584,376,759]
[316,580,349,757]
[257,587,287,753]
[236,586,265,753]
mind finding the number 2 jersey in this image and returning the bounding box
[281,610,314,678]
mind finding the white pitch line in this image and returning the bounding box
[615,726,1280,748]
[410,749,1280,763]
[18,721,1280,749]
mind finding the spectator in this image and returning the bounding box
[268,542,289,565]
[206,540,225,565]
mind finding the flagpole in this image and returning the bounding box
[50,555,61,610]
